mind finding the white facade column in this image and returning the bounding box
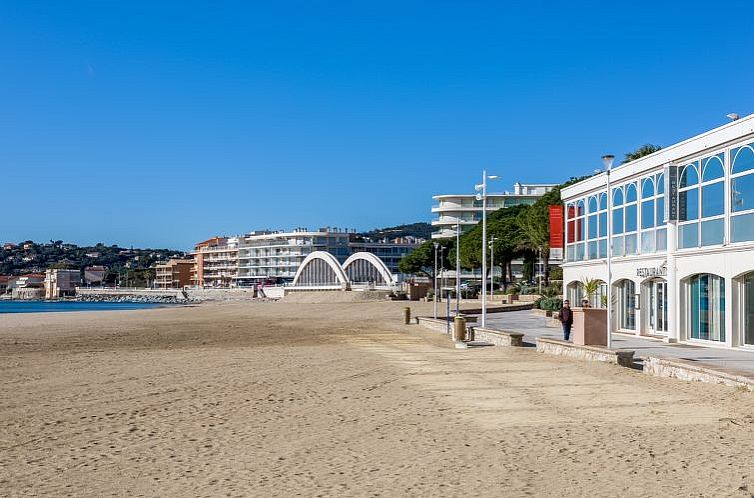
[665,221,679,343]
[725,276,735,348]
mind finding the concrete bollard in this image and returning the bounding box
[453,316,466,342]
[403,307,411,325]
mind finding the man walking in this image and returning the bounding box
[557,300,573,341]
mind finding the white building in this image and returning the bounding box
[431,182,556,239]
[561,114,754,349]
[234,228,419,286]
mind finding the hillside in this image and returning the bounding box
[358,222,432,241]
[0,241,184,280]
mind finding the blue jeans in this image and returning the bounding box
[562,322,572,341]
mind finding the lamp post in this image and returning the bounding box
[476,170,499,328]
[439,245,446,301]
[602,154,615,349]
[489,236,498,307]
[453,223,461,316]
[433,242,439,319]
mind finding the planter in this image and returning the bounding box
[572,308,607,347]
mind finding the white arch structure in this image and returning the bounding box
[343,252,396,285]
[292,251,396,288]
[292,251,350,288]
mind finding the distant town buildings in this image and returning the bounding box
[431,182,556,239]
[9,273,45,299]
[83,266,107,286]
[154,259,193,289]
[44,269,81,299]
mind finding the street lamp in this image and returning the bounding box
[489,236,498,307]
[452,223,461,316]
[476,170,499,328]
[602,154,615,349]
[433,242,440,319]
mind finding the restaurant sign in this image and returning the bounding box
[636,262,667,278]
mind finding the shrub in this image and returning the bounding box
[539,297,563,311]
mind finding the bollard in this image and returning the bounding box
[403,306,411,325]
[453,316,466,342]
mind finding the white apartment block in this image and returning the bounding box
[235,228,353,285]
[431,182,556,239]
[189,228,421,287]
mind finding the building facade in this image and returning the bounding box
[216,228,421,287]
[431,182,556,239]
[561,115,754,349]
[44,269,81,298]
[191,237,238,288]
[154,259,193,289]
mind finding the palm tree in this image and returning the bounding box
[581,277,602,307]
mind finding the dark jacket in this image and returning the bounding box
[558,306,573,325]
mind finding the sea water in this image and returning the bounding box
[0,301,166,314]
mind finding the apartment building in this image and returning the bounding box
[235,228,353,285]
[431,182,556,239]
[154,259,193,289]
[191,236,238,288]
[200,228,422,286]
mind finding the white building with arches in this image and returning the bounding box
[562,115,754,349]
[291,251,398,290]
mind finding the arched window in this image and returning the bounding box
[731,143,754,243]
[624,183,638,255]
[612,187,625,256]
[587,196,599,259]
[585,193,608,260]
[678,163,700,248]
[700,153,725,246]
[565,202,576,262]
[687,273,725,342]
[566,199,587,261]
[641,177,656,253]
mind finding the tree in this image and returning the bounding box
[398,239,453,279]
[458,204,529,289]
[622,144,662,164]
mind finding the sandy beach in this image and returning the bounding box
[2,300,754,497]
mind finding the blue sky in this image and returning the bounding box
[2,1,753,249]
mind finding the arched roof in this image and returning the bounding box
[292,251,350,287]
[342,252,396,285]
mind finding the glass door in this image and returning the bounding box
[745,273,754,346]
[646,280,668,335]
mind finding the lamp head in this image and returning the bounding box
[474,184,483,192]
[488,175,499,180]
[727,113,740,121]
[601,154,615,170]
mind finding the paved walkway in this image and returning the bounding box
[478,310,754,378]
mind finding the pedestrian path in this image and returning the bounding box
[479,310,754,378]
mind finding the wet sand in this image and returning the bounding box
[2,300,754,497]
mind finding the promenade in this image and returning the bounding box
[480,310,754,379]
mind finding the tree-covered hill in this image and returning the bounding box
[0,240,184,277]
[358,222,432,241]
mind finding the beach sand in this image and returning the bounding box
[2,300,754,497]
